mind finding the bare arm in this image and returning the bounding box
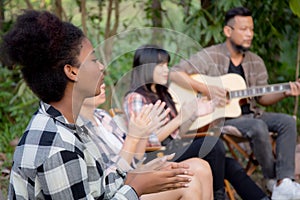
[170,71,209,95]
[170,71,227,107]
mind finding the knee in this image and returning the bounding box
[247,121,269,140]
[284,114,296,127]
[187,158,212,178]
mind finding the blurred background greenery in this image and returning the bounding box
[0,0,300,197]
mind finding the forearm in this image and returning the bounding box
[258,92,286,106]
[170,71,208,94]
[156,116,181,141]
[119,136,141,164]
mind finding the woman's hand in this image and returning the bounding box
[178,97,215,123]
[205,85,228,107]
[127,100,170,140]
[195,98,215,117]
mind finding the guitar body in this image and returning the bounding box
[169,73,247,130]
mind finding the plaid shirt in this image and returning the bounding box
[90,109,143,167]
[94,109,126,144]
[8,101,139,200]
[172,42,268,114]
[123,92,178,147]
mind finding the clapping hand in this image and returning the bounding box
[128,100,170,140]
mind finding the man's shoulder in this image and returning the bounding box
[202,43,224,52]
[244,50,264,62]
[196,43,227,57]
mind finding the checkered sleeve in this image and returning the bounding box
[36,150,139,200]
[36,150,91,199]
[123,92,145,120]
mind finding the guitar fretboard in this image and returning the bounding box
[229,83,291,99]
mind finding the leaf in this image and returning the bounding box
[290,0,300,18]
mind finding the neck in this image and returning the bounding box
[226,40,245,65]
[150,84,157,93]
[50,84,84,124]
[80,104,96,124]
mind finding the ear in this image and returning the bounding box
[64,64,78,82]
[223,26,232,37]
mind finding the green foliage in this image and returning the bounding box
[290,0,300,18]
[0,0,300,196]
[0,67,38,155]
[0,0,299,153]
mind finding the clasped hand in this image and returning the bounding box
[125,154,193,196]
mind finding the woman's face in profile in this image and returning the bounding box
[153,62,169,85]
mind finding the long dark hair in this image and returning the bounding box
[130,44,177,116]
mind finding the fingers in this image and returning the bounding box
[169,162,190,169]
[289,81,300,96]
[141,153,178,171]
[141,156,168,171]
[209,86,227,107]
[158,175,192,191]
[149,100,167,119]
[139,104,153,122]
[147,100,170,130]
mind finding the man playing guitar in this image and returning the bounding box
[170,7,300,200]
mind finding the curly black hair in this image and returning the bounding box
[0,10,85,103]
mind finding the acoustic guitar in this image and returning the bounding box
[168,73,291,130]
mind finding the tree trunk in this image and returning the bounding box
[0,0,4,32]
[151,0,163,45]
[151,0,162,27]
[54,0,62,19]
[24,0,33,9]
[293,29,300,118]
[81,0,87,36]
[104,0,119,62]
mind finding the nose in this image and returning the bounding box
[98,62,106,75]
[163,64,169,73]
[246,28,253,37]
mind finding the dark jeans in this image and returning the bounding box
[225,157,268,200]
[225,112,297,180]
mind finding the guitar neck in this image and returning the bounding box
[229,83,291,99]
